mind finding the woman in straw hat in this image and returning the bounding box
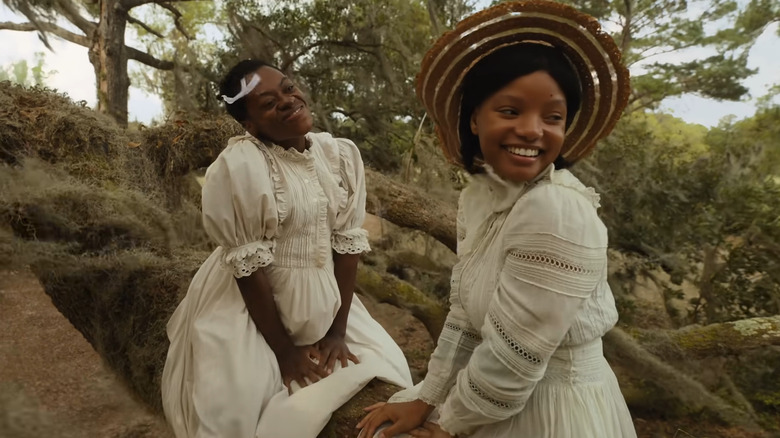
[357,1,636,437]
[161,60,412,438]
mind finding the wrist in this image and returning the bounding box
[269,339,296,359]
[326,327,346,338]
[414,398,436,416]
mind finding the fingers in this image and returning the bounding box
[339,352,349,369]
[409,428,431,437]
[348,351,360,365]
[326,351,339,374]
[294,376,309,390]
[378,420,411,438]
[307,345,322,362]
[356,410,389,438]
[362,402,386,412]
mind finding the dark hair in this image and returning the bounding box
[458,44,582,173]
[219,59,280,123]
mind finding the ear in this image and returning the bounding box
[470,112,479,135]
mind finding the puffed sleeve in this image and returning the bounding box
[435,184,608,435]
[202,137,280,278]
[330,138,371,254]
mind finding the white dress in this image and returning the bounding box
[384,165,636,437]
[161,132,413,438]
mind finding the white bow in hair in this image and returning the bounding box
[221,73,261,104]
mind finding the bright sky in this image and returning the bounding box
[0,3,778,127]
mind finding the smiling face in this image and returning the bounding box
[469,70,567,183]
[242,66,313,150]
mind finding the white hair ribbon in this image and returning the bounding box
[221,73,261,104]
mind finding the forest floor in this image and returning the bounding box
[0,269,770,438]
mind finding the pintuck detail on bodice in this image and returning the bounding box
[416,164,619,436]
[200,131,371,277]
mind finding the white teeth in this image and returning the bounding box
[506,147,540,157]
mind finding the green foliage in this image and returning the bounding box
[493,0,780,110]
[577,107,780,324]
[0,53,54,86]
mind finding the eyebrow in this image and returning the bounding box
[257,77,290,98]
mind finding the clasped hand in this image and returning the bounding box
[277,332,359,393]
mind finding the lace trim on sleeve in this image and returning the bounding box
[223,240,275,278]
[418,319,481,405]
[468,377,520,410]
[488,313,542,365]
[332,228,371,254]
[505,238,606,298]
[508,249,600,277]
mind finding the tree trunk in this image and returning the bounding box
[365,168,457,253]
[88,0,129,127]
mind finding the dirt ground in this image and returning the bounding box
[0,269,771,438]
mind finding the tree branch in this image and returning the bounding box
[281,39,383,72]
[126,46,174,70]
[156,2,192,40]
[121,0,195,9]
[127,14,165,39]
[0,20,89,47]
[54,0,97,34]
[0,20,180,73]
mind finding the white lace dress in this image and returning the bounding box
[161,132,413,438]
[384,165,636,438]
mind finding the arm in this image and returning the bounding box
[318,138,370,370]
[235,269,327,390]
[435,188,608,436]
[331,252,360,337]
[357,200,477,438]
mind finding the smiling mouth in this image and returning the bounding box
[504,146,541,158]
[284,105,305,121]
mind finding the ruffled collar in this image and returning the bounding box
[473,163,554,213]
[244,132,315,162]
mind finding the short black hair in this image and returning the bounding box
[219,59,280,123]
[458,44,582,173]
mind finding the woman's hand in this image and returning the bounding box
[316,332,359,374]
[409,422,454,438]
[356,400,434,438]
[276,345,327,393]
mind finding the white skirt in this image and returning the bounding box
[162,248,413,438]
[381,339,636,438]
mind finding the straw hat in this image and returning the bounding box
[417,0,630,166]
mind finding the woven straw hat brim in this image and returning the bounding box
[416,0,630,166]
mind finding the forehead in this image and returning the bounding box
[245,66,286,96]
[495,71,565,97]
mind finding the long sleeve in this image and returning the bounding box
[202,136,280,278]
[417,197,481,406]
[436,184,609,435]
[330,138,371,254]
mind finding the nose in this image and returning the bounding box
[514,114,543,141]
[278,94,296,110]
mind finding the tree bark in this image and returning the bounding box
[364,168,457,253]
[89,0,130,127]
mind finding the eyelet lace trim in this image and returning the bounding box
[233,250,273,278]
[489,313,542,365]
[332,228,371,254]
[223,240,275,278]
[507,250,597,276]
[444,321,481,342]
[468,377,517,409]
